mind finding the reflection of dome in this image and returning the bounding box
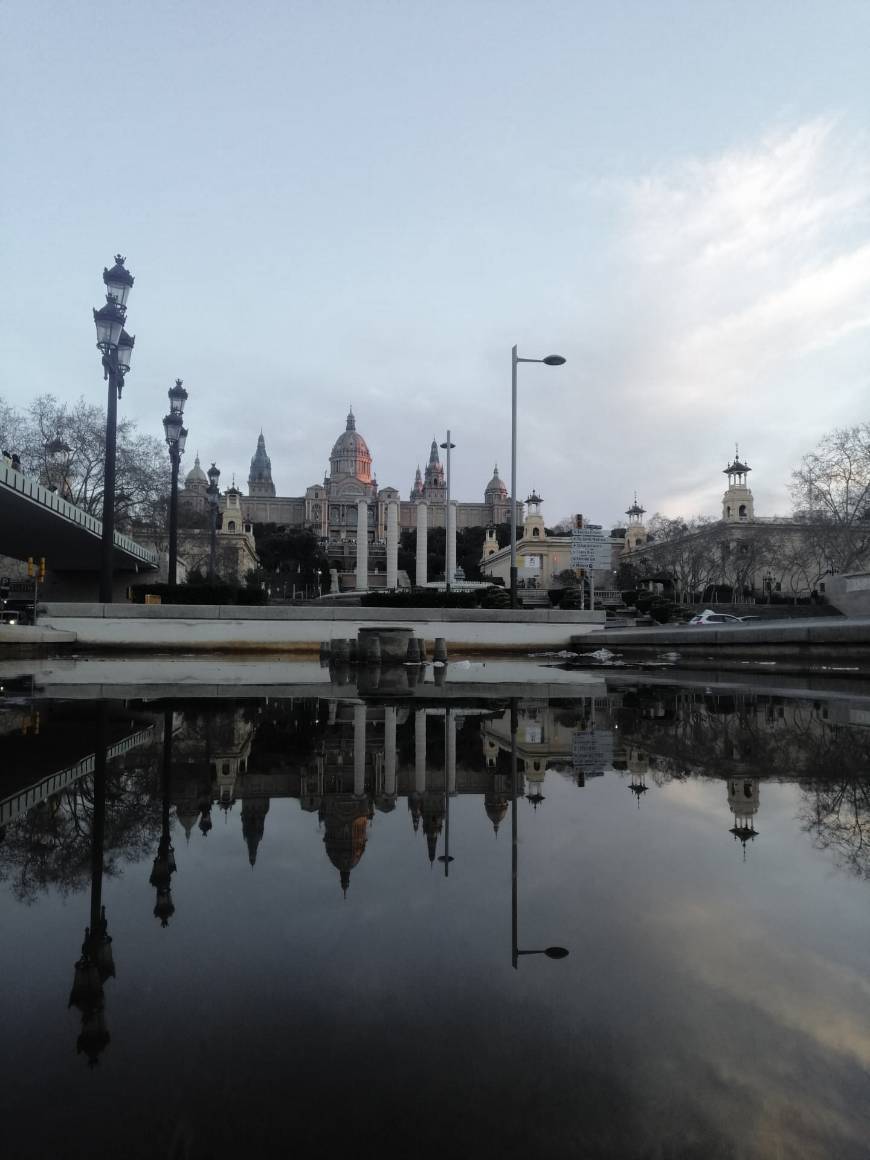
[330,409,372,483]
[184,455,208,491]
[484,794,509,832]
[485,464,507,499]
[322,799,370,894]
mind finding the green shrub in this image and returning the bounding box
[130,582,267,606]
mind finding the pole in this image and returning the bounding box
[445,430,451,592]
[510,346,518,609]
[510,697,519,968]
[208,502,217,582]
[99,355,120,603]
[168,446,180,587]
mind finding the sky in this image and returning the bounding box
[2,0,870,528]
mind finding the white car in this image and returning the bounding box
[688,609,742,625]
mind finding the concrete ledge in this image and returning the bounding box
[40,602,604,626]
[38,605,605,653]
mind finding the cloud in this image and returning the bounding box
[585,117,870,521]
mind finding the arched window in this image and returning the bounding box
[739,504,747,518]
[726,506,732,518]
[532,527,540,537]
[227,520,236,532]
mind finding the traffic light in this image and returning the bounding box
[39,557,46,582]
[26,557,34,577]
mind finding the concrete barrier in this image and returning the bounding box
[38,603,605,653]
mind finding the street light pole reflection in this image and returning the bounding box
[511,698,569,969]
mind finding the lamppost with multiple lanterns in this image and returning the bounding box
[207,463,221,581]
[92,256,135,603]
[510,346,565,609]
[162,380,188,588]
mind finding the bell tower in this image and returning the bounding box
[523,492,546,541]
[722,446,754,523]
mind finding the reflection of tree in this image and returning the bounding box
[799,778,870,881]
[0,762,161,904]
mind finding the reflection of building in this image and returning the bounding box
[728,777,760,853]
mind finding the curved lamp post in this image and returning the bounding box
[93,256,135,603]
[510,697,569,968]
[206,463,221,581]
[162,379,189,588]
[510,347,565,609]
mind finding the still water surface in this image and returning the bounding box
[2,670,869,1159]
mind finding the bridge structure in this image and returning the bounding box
[0,724,155,828]
[0,461,158,576]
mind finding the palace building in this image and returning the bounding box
[180,408,518,543]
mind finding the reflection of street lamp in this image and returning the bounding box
[149,708,177,926]
[93,255,135,603]
[163,380,189,588]
[510,347,565,609]
[206,463,221,581]
[68,705,115,1066]
[438,707,455,876]
[510,698,569,968]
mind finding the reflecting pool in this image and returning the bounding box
[2,667,870,1159]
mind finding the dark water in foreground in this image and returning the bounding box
[2,676,870,1159]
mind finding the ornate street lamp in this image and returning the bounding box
[93,255,135,603]
[162,379,189,588]
[206,463,221,581]
[509,347,565,609]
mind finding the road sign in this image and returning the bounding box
[570,527,611,571]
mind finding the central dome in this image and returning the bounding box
[330,409,372,483]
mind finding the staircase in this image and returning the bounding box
[520,590,550,608]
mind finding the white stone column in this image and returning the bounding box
[354,703,366,797]
[386,501,399,589]
[414,709,427,794]
[415,501,428,587]
[356,500,368,590]
[447,710,456,794]
[446,500,457,585]
[384,706,397,797]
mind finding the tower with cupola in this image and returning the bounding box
[722,447,754,523]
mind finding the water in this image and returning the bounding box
[2,663,869,1159]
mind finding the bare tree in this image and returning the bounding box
[790,424,870,574]
[0,394,169,526]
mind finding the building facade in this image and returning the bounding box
[179,409,520,544]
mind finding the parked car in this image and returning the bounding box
[0,610,20,625]
[688,609,742,625]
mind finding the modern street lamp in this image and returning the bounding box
[510,346,565,609]
[93,255,135,603]
[439,430,456,592]
[206,463,221,581]
[162,379,189,588]
[510,698,569,968]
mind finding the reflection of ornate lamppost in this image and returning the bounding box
[207,463,221,581]
[162,380,189,588]
[68,706,115,1066]
[510,698,569,968]
[93,256,135,603]
[150,708,177,926]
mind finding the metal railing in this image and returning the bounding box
[0,462,158,567]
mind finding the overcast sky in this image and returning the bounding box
[2,0,869,528]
